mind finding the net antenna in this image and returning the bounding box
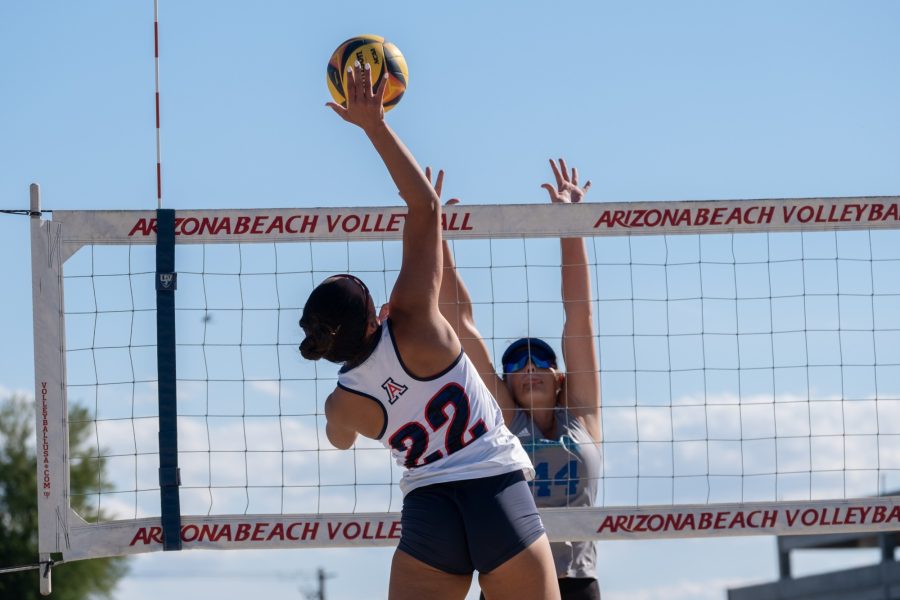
[31,194,900,594]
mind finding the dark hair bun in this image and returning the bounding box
[299,318,335,361]
[299,275,371,364]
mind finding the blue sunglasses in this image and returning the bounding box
[502,342,556,374]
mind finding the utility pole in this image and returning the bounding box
[303,567,335,600]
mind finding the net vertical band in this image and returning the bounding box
[30,183,65,595]
[156,208,181,551]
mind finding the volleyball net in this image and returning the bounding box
[31,195,900,569]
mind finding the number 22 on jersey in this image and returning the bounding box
[388,383,488,468]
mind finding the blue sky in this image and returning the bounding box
[2,1,900,598]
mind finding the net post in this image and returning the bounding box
[39,555,52,596]
[155,208,182,551]
[30,182,70,575]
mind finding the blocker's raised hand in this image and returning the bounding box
[326,61,387,131]
[424,166,460,205]
[541,158,592,204]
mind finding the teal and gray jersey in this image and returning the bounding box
[510,407,601,579]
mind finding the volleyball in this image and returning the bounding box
[327,35,409,112]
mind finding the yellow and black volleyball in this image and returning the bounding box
[327,35,408,112]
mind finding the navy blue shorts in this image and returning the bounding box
[398,469,545,575]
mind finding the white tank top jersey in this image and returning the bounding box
[337,320,534,495]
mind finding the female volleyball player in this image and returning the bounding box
[300,62,560,600]
[436,160,602,600]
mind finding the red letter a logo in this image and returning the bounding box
[381,378,408,404]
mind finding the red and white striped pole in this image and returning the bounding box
[154,0,163,207]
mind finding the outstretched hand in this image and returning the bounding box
[425,166,460,206]
[326,61,387,132]
[541,158,592,204]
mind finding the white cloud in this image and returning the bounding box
[248,380,283,399]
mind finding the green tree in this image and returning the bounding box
[1,394,128,599]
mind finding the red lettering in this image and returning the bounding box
[299,522,319,540]
[785,509,800,527]
[442,212,473,232]
[128,218,154,237]
[593,211,613,229]
[850,506,870,524]
[783,206,797,223]
[342,215,361,233]
[710,207,726,225]
[251,522,268,541]
[596,516,614,533]
[745,511,760,528]
[298,214,318,232]
[695,209,710,226]
[659,209,678,227]
[182,524,199,542]
[725,207,744,225]
[845,204,863,222]
[235,216,251,235]
[251,216,266,234]
[197,217,217,235]
[714,512,728,529]
[216,524,232,541]
[181,217,199,235]
[386,213,403,231]
[198,524,219,542]
[266,216,285,235]
[267,523,285,541]
[344,522,361,540]
[130,527,151,545]
[631,210,646,227]
[327,522,341,539]
[813,205,827,223]
[889,506,900,523]
[644,209,661,227]
[235,523,251,541]
[800,509,819,526]
[214,218,232,235]
[373,521,389,539]
[388,521,401,539]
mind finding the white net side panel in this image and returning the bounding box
[33,198,900,560]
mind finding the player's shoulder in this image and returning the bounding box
[325,387,359,416]
[381,311,459,376]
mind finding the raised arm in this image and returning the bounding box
[327,64,458,371]
[429,169,517,422]
[542,159,601,441]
